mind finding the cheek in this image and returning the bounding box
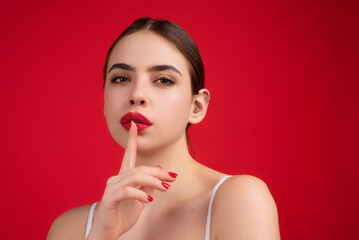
[103,91,121,131]
[156,89,192,128]
[103,89,127,143]
[104,88,124,117]
[104,92,115,120]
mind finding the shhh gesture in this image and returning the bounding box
[86,121,178,240]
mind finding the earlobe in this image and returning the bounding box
[188,89,210,124]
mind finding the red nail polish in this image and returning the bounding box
[168,172,178,178]
[162,182,170,189]
[147,195,153,202]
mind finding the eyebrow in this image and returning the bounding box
[108,63,182,76]
[108,63,134,73]
[148,65,182,76]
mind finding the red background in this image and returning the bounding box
[1,0,358,239]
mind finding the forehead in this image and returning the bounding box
[108,31,190,76]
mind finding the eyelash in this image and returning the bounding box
[110,76,129,83]
[155,77,174,86]
[110,76,175,86]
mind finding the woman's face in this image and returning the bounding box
[104,31,194,153]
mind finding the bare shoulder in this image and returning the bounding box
[46,204,92,240]
[217,174,273,198]
[211,175,280,240]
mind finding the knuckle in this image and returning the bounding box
[106,179,112,187]
[121,186,132,196]
[130,172,142,182]
[137,165,146,172]
[157,168,164,175]
[106,176,116,186]
[156,179,164,187]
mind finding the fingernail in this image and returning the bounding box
[162,182,170,189]
[147,195,153,202]
[168,172,178,178]
[156,165,162,169]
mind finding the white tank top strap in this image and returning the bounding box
[205,175,232,240]
[85,202,98,240]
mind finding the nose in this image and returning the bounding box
[128,81,148,107]
[129,98,145,105]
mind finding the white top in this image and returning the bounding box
[204,175,232,240]
[85,175,232,240]
[85,202,97,239]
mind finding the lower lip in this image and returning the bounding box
[121,122,152,133]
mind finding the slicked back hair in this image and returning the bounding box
[103,17,205,156]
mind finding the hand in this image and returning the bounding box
[87,121,177,240]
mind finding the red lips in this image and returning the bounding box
[120,112,153,133]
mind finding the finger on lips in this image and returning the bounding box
[112,121,179,204]
[120,121,138,174]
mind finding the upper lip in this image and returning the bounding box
[120,112,153,125]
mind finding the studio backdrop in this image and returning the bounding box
[1,0,358,239]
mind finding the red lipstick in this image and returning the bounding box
[120,112,153,133]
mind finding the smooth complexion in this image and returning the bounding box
[47,30,280,240]
[104,31,197,159]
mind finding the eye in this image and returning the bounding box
[111,76,130,83]
[155,78,174,86]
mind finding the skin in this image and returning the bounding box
[47,31,280,240]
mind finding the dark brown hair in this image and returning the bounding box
[103,17,205,155]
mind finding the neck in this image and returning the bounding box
[135,133,195,172]
[134,133,210,208]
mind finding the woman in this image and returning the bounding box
[47,17,280,240]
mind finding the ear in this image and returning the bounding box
[188,88,210,124]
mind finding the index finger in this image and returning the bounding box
[119,121,137,174]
